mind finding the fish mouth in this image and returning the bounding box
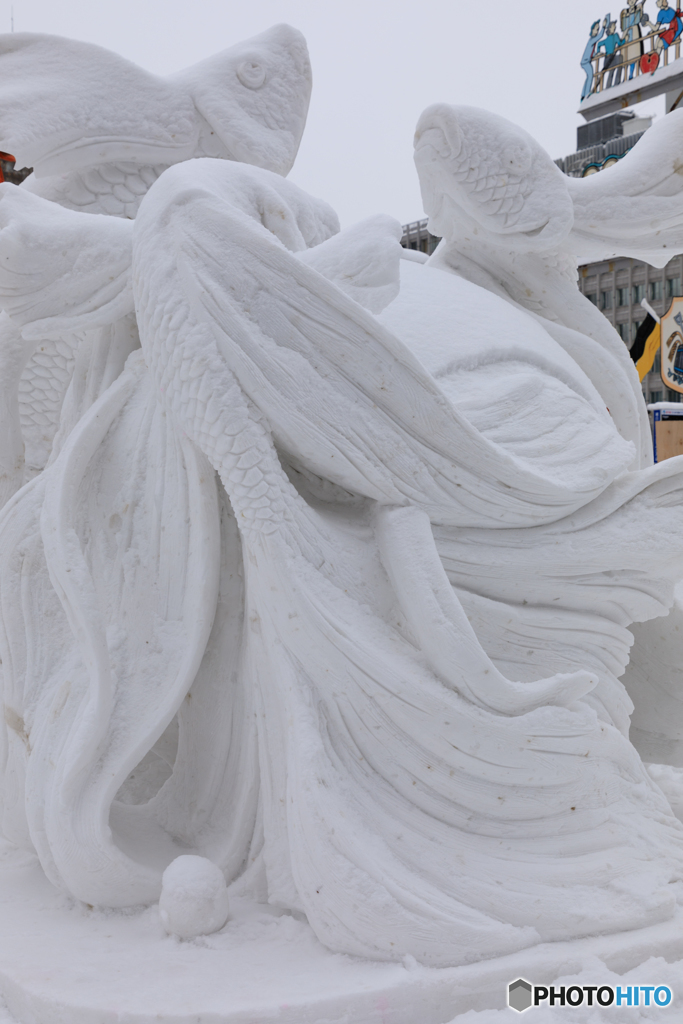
[521,220,550,238]
[414,126,452,164]
[414,104,462,164]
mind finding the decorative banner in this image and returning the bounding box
[660,296,683,393]
[631,312,661,380]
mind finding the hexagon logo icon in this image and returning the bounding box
[508,978,533,1013]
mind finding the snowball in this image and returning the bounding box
[159,855,230,939]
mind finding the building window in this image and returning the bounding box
[616,323,629,341]
[650,390,663,403]
[600,290,612,310]
[586,293,597,305]
[617,287,629,307]
[654,352,661,374]
[667,278,682,298]
[667,389,681,402]
[632,284,645,305]
[650,280,663,302]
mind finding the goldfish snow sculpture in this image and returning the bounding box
[412,104,683,472]
[0,26,312,500]
[4,122,683,966]
[5,43,683,971]
[410,103,683,765]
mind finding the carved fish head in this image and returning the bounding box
[414,104,573,254]
[0,27,311,179]
[173,24,312,177]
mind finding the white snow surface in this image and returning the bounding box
[0,25,311,179]
[1,848,683,1022]
[0,23,314,486]
[159,855,230,938]
[6,27,683,1024]
[5,145,683,970]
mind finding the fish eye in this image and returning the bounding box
[237,60,266,90]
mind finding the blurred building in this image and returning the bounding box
[577,256,683,404]
[557,110,682,403]
[400,219,440,256]
[555,110,651,177]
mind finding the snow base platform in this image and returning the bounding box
[2,855,683,1024]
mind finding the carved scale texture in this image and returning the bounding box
[23,162,169,219]
[125,164,683,967]
[16,166,167,474]
[135,268,291,536]
[19,334,78,477]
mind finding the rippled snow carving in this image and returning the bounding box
[2,30,683,968]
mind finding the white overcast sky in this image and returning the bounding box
[2,0,666,226]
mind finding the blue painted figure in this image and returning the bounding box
[597,20,625,85]
[621,0,645,78]
[653,0,683,51]
[581,17,607,99]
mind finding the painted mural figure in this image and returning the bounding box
[652,0,683,51]
[598,20,625,85]
[581,16,607,98]
[621,0,645,78]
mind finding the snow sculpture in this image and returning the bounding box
[0,25,311,499]
[159,855,231,939]
[3,28,683,976]
[412,102,683,768]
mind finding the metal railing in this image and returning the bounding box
[400,220,440,256]
[589,27,682,97]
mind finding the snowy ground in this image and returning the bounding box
[3,774,683,1024]
[446,958,683,1022]
[1,956,682,1022]
[0,1003,15,1024]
